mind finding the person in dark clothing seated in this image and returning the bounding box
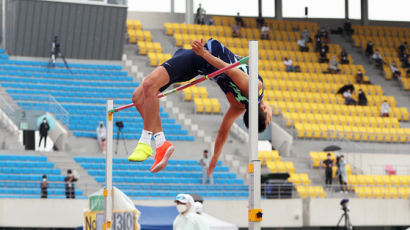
[401,53,409,68]
[319,47,329,63]
[343,20,354,36]
[235,12,245,27]
[398,42,408,58]
[315,34,322,52]
[256,15,264,28]
[355,70,364,84]
[340,48,349,64]
[358,89,368,106]
[372,50,383,69]
[365,41,374,57]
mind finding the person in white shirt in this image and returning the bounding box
[284,57,295,72]
[199,150,213,184]
[381,100,390,117]
[328,56,340,74]
[260,23,269,40]
[372,50,383,68]
[390,61,401,79]
[173,194,209,230]
[343,89,356,105]
[297,36,308,52]
[96,121,107,154]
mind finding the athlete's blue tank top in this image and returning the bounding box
[203,39,264,108]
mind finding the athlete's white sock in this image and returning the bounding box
[139,130,153,146]
[154,131,166,148]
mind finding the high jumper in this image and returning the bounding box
[125,38,273,175]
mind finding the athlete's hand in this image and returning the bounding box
[192,38,207,57]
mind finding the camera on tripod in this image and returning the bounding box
[340,198,349,212]
[115,121,124,129]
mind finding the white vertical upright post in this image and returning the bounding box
[104,100,114,230]
[248,41,262,229]
[2,0,6,50]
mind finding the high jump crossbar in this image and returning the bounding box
[108,56,249,114]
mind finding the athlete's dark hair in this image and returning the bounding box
[243,104,267,133]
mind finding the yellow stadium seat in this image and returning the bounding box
[284,162,296,173]
[203,99,213,113]
[148,53,159,66]
[300,173,311,185]
[288,173,302,185]
[137,41,147,55]
[198,87,208,98]
[296,186,308,199]
[194,98,204,113]
[183,88,192,101]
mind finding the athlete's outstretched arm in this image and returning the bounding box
[192,39,262,96]
[208,104,245,176]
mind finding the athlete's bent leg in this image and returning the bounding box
[129,67,175,173]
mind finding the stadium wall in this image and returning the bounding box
[1,198,409,228]
[4,0,126,60]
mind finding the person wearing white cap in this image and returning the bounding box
[96,121,107,154]
[173,194,209,230]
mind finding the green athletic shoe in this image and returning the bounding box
[128,143,153,162]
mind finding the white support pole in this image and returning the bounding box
[104,100,114,230]
[248,41,261,229]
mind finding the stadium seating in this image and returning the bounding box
[74,156,248,199]
[259,150,325,198]
[0,154,84,199]
[0,52,193,141]
[351,25,409,90]
[161,19,410,143]
[183,86,221,114]
[309,151,410,199]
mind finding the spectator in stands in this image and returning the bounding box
[284,57,295,72]
[322,153,334,189]
[173,194,209,230]
[38,118,50,149]
[232,23,241,38]
[195,4,206,25]
[328,56,340,74]
[343,89,357,105]
[391,61,401,80]
[380,100,390,117]
[337,155,348,193]
[343,20,354,36]
[319,27,329,43]
[401,53,409,68]
[398,41,408,58]
[199,149,212,184]
[372,50,383,69]
[314,33,322,52]
[64,169,77,199]
[301,28,312,43]
[207,17,215,26]
[40,174,49,199]
[365,41,374,57]
[260,23,270,40]
[235,12,245,27]
[297,36,309,52]
[256,15,264,28]
[340,48,349,64]
[358,89,368,106]
[319,47,329,63]
[96,122,107,154]
[355,70,364,84]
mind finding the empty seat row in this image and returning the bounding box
[354,186,410,199]
[0,76,135,87]
[94,176,243,185]
[258,150,281,165]
[0,174,64,181]
[74,157,218,165]
[88,170,235,179]
[348,174,410,187]
[2,83,137,93]
[0,66,126,76]
[0,155,47,162]
[74,132,195,141]
[0,188,82,196]
[0,161,54,168]
[0,168,60,175]
[81,163,228,172]
[114,183,247,191]
[0,59,121,70]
